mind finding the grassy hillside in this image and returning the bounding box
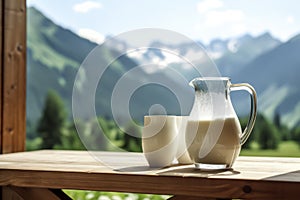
[27,7,137,124]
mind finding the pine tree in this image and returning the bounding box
[273,112,291,141]
[37,90,67,149]
[258,117,280,150]
[273,111,281,128]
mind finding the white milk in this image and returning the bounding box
[185,117,241,168]
[176,116,192,164]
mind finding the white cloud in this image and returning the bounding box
[73,1,102,13]
[287,15,295,24]
[197,0,223,13]
[77,28,105,44]
[195,1,246,42]
[231,23,247,35]
[194,18,246,44]
[204,9,245,27]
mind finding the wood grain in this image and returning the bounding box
[0,150,300,199]
[0,0,4,158]
[0,0,26,199]
[0,0,26,154]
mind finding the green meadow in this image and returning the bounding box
[241,141,300,157]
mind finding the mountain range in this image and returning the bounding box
[27,7,300,129]
[27,7,190,128]
[233,34,300,128]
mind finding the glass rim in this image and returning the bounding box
[191,77,230,81]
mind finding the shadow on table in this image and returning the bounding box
[115,164,240,177]
[115,165,156,172]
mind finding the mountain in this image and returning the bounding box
[119,32,281,78]
[211,33,281,76]
[27,7,193,127]
[232,34,300,128]
[27,7,140,123]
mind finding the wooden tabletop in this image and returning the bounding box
[0,150,299,199]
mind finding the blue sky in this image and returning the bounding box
[27,0,300,44]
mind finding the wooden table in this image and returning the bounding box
[0,150,299,199]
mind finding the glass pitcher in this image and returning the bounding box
[185,77,257,170]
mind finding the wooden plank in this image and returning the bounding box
[0,150,299,182]
[1,0,26,153]
[2,187,23,200]
[8,187,72,200]
[0,168,299,199]
[0,151,299,199]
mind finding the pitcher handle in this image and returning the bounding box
[230,83,257,145]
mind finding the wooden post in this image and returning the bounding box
[0,2,71,200]
[0,0,26,153]
[0,0,26,199]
